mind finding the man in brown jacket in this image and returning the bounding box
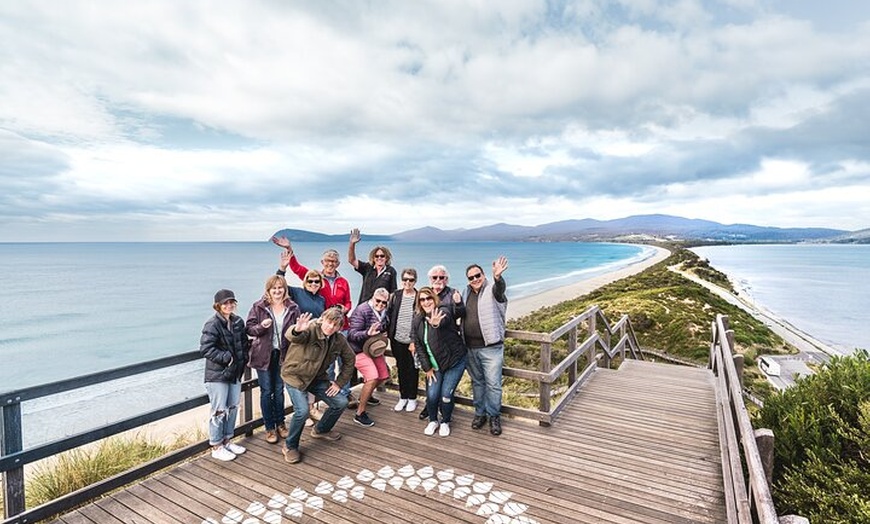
[280,307,355,464]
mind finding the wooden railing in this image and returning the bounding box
[710,314,806,524]
[1,306,641,523]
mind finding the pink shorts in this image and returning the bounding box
[355,352,389,382]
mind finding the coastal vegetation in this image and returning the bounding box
[502,246,793,403]
[754,350,870,523]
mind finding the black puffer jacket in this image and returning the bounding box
[412,306,467,372]
[200,312,249,383]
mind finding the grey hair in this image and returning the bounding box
[427,265,449,278]
[372,287,389,299]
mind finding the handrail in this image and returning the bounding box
[710,314,780,524]
[2,306,643,522]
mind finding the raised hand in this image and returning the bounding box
[271,236,291,249]
[295,312,313,332]
[349,228,361,244]
[493,256,508,279]
[428,307,445,327]
[279,249,291,270]
[452,289,462,304]
[367,321,381,336]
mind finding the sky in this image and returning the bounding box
[1,1,869,241]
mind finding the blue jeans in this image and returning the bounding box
[284,379,349,450]
[466,343,504,417]
[328,357,352,398]
[256,351,285,430]
[425,353,467,424]
[205,380,241,446]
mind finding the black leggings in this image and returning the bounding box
[391,339,419,399]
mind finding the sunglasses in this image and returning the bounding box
[419,296,434,302]
[306,279,321,285]
[374,254,386,259]
[402,277,416,282]
[430,275,447,281]
[467,272,483,281]
[374,298,388,305]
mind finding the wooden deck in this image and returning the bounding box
[51,360,726,524]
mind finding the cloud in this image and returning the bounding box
[0,1,868,240]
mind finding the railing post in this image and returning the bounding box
[1,399,26,519]
[567,326,578,386]
[727,330,744,390]
[755,428,775,487]
[242,368,254,437]
[539,341,552,427]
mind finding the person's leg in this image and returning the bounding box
[283,384,310,451]
[355,353,378,417]
[425,369,443,423]
[465,347,486,416]
[268,354,287,431]
[310,380,349,434]
[478,343,504,417]
[256,367,277,430]
[222,380,242,442]
[437,354,467,424]
[204,381,229,447]
[391,340,417,400]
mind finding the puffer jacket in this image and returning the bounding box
[200,312,249,383]
[245,298,300,370]
[280,321,356,391]
[412,305,467,372]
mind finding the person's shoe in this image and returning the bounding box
[224,442,246,455]
[304,417,314,427]
[439,422,451,437]
[346,395,360,410]
[277,423,289,439]
[471,415,488,430]
[405,399,418,412]
[424,421,439,436]
[489,415,502,436]
[310,427,342,441]
[393,399,408,411]
[309,407,323,422]
[418,407,429,420]
[367,396,381,406]
[354,412,375,427]
[211,446,236,462]
[265,429,279,444]
[282,446,301,464]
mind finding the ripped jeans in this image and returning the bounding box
[205,380,241,446]
[425,353,467,424]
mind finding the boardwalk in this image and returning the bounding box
[51,360,725,524]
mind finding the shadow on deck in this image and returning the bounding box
[52,360,725,524]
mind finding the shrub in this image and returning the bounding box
[753,350,870,523]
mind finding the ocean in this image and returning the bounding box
[692,244,870,354]
[1,241,651,447]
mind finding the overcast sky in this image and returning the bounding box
[1,1,868,241]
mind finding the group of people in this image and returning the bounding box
[198,228,509,464]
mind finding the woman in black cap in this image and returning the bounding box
[200,289,250,462]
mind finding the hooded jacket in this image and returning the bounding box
[280,321,356,391]
[200,312,250,383]
[245,297,300,370]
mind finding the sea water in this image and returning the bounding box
[0,241,651,447]
[692,244,870,354]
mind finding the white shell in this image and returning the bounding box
[350,485,366,500]
[284,503,303,517]
[371,478,387,491]
[377,465,395,478]
[222,508,243,524]
[305,496,323,511]
[336,476,355,489]
[473,481,493,493]
[314,481,334,495]
[489,491,513,504]
[332,490,348,503]
[388,476,404,490]
[453,486,471,499]
[397,464,415,477]
[485,514,512,524]
[456,473,474,486]
[437,481,455,494]
[465,494,487,507]
[356,469,375,482]
[405,476,422,490]
[503,502,528,516]
[436,468,454,481]
[417,465,434,478]
[421,478,439,492]
[267,494,287,508]
[289,488,308,501]
[246,501,265,516]
[262,510,282,524]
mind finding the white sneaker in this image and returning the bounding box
[305,417,314,427]
[224,442,246,455]
[393,399,408,412]
[211,446,236,462]
[439,423,450,437]
[404,399,418,412]
[424,421,439,436]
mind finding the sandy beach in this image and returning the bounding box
[131,244,672,444]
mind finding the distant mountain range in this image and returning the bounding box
[273,214,868,244]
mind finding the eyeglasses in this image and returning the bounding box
[374,253,386,259]
[467,272,483,281]
[373,298,388,305]
[419,296,434,303]
[306,279,321,285]
[430,275,447,281]
[402,277,416,282]
[322,259,338,265]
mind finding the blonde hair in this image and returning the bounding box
[415,286,440,315]
[263,275,288,302]
[321,307,344,324]
[368,245,392,265]
[304,269,322,283]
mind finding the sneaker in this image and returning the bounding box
[471,415,488,430]
[490,415,502,436]
[393,399,408,411]
[310,406,323,421]
[439,423,451,437]
[277,423,289,439]
[424,421,439,436]
[265,429,278,444]
[224,442,246,455]
[354,412,375,427]
[304,417,314,427]
[367,396,381,406]
[418,407,429,420]
[282,446,301,464]
[346,393,359,409]
[404,399,418,412]
[211,446,236,462]
[310,427,342,441]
